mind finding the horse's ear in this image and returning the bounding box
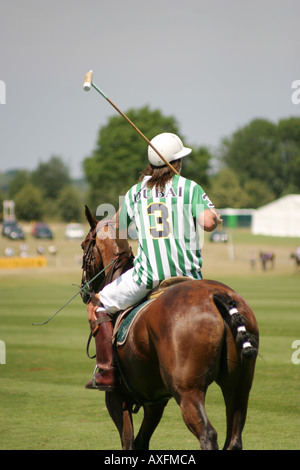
[85,205,98,230]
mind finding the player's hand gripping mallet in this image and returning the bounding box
[83,70,179,175]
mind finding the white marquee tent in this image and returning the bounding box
[251,194,300,237]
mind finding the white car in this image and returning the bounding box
[65,223,84,240]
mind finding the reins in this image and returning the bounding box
[32,257,117,326]
[32,218,133,327]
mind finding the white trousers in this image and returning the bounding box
[99,267,159,314]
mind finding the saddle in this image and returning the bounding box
[113,276,191,346]
[148,276,191,299]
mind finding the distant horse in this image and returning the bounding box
[81,206,259,450]
[259,252,275,270]
[290,252,300,272]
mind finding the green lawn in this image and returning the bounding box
[0,228,300,450]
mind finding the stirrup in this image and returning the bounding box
[88,364,116,391]
[91,364,99,389]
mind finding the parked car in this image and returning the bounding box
[209,230,228,243]
[1,220,25,240]
[65,223,84,239]
[32,222,53,239]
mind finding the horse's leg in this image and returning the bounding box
[105,390,134,450]
[134,400,168,450]
[220,364,255,450]
[179,389,218,450]
[221,386,249,450]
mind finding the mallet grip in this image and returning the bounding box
[83,70,93,91]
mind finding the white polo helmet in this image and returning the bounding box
[148,133,192,167]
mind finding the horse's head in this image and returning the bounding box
[80,206,104,303]
[80,205,134,304]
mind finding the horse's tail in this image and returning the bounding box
[212,292,258,362]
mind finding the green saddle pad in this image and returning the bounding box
[116,299,153,346]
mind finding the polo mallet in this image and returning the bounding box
[83,70,179,175]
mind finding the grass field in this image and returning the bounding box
[0,224,299,450]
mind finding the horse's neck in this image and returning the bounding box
[115,237,132,258]
[98,236,132,274]
[95,219,133,274]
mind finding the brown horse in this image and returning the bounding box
[259,252,275,271]
[81,206,259,450]
[291,252,300,272]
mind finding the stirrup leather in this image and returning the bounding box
[90,314,112,337]
[86,315,113,359]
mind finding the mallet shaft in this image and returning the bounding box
[91,81,108,99]
[103,92,178,174]
[84,71,179,175]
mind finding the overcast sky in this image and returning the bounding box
[1,0,299,178]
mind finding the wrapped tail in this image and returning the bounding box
[213,292,258,362]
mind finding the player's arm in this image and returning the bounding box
[198,208,223,232]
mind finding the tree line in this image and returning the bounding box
[83,107,300,213]
[1,107,299,221]
[0,156,85,221]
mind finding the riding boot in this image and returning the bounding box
[85,307,116,391]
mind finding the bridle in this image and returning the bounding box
[81,220,134,304]
[81,227,104,290]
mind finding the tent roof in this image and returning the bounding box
[251,194,300,237]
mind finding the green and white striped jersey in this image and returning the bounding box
[119,175,214,288]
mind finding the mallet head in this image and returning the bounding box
[83,70,93,91]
